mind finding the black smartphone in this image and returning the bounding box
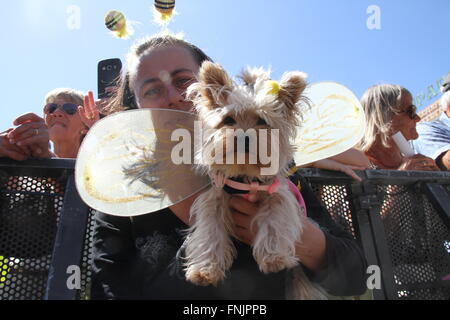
[97,58,122,99]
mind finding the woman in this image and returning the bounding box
[0,88,90,290]
[357,84,440,171]
[357,85,444,286]
[42,88,90,158]
[91,34,368,299]
[3,88,92,159]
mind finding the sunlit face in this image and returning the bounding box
[390,91,420,141]
[133,45,199,112]
[44,96,86,144]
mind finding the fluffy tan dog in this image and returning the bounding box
[184,61,327,299]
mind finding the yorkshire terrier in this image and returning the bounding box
[184,61,327,299]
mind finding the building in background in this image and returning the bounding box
[417,72,449,122]
[418,99,441,122]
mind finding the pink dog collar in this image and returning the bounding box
[224,178,281,194]
[211,172,307,216]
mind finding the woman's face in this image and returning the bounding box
[44,96,86,144]
[390,92,421,141]
[133,45,199,111]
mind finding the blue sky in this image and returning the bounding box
[1,0,449,131]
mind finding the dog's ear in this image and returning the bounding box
[198,61,233,109]
[278,72,308,111]
[239,67,270,91]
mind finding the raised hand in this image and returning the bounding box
[79,91,100,128]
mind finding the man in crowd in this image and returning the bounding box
[412,73,450,170]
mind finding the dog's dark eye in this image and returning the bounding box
[257,118,267,126]
[223,116,236,126]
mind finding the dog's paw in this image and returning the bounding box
[258,254,298,274]
[185,266,223,287]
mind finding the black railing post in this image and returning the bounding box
[360,181,398,300]
[1,161,448,300]
[45,174,89,300]
[423,183,450,229]
[350,181,386,299]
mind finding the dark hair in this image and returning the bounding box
[104,34,213,114]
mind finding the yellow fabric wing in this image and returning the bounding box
[294,82,365,166]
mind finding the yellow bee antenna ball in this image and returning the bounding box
[154,0,176,22]
[266,80,281,96]
[105,10,132,39]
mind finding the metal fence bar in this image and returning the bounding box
[44,174,90,300]
[1,160,448,300]
[364,195,398,300]
[349,183,385,299]
[365,169,450,185]
[396,280,450,291]
[279,168,450,300]
[423,183,450,229]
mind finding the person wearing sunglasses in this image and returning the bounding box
[2,88,89,160]
[42,88,90,158]
[0,88,89,280]
[356,84,440,171]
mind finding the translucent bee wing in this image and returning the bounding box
[75,109,210,217]
[293,82,365,166]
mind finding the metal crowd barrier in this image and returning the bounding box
[0,158,449,300]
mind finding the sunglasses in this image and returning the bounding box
[398,105,418,120]
[44,103,78,115]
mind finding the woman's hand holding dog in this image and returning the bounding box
[229,196,327,273]
[229,196,259,244]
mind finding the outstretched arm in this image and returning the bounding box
[302,148,370,181]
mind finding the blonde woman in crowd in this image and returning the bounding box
[357,84,440,171]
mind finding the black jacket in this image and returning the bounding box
[91,176,368,299]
